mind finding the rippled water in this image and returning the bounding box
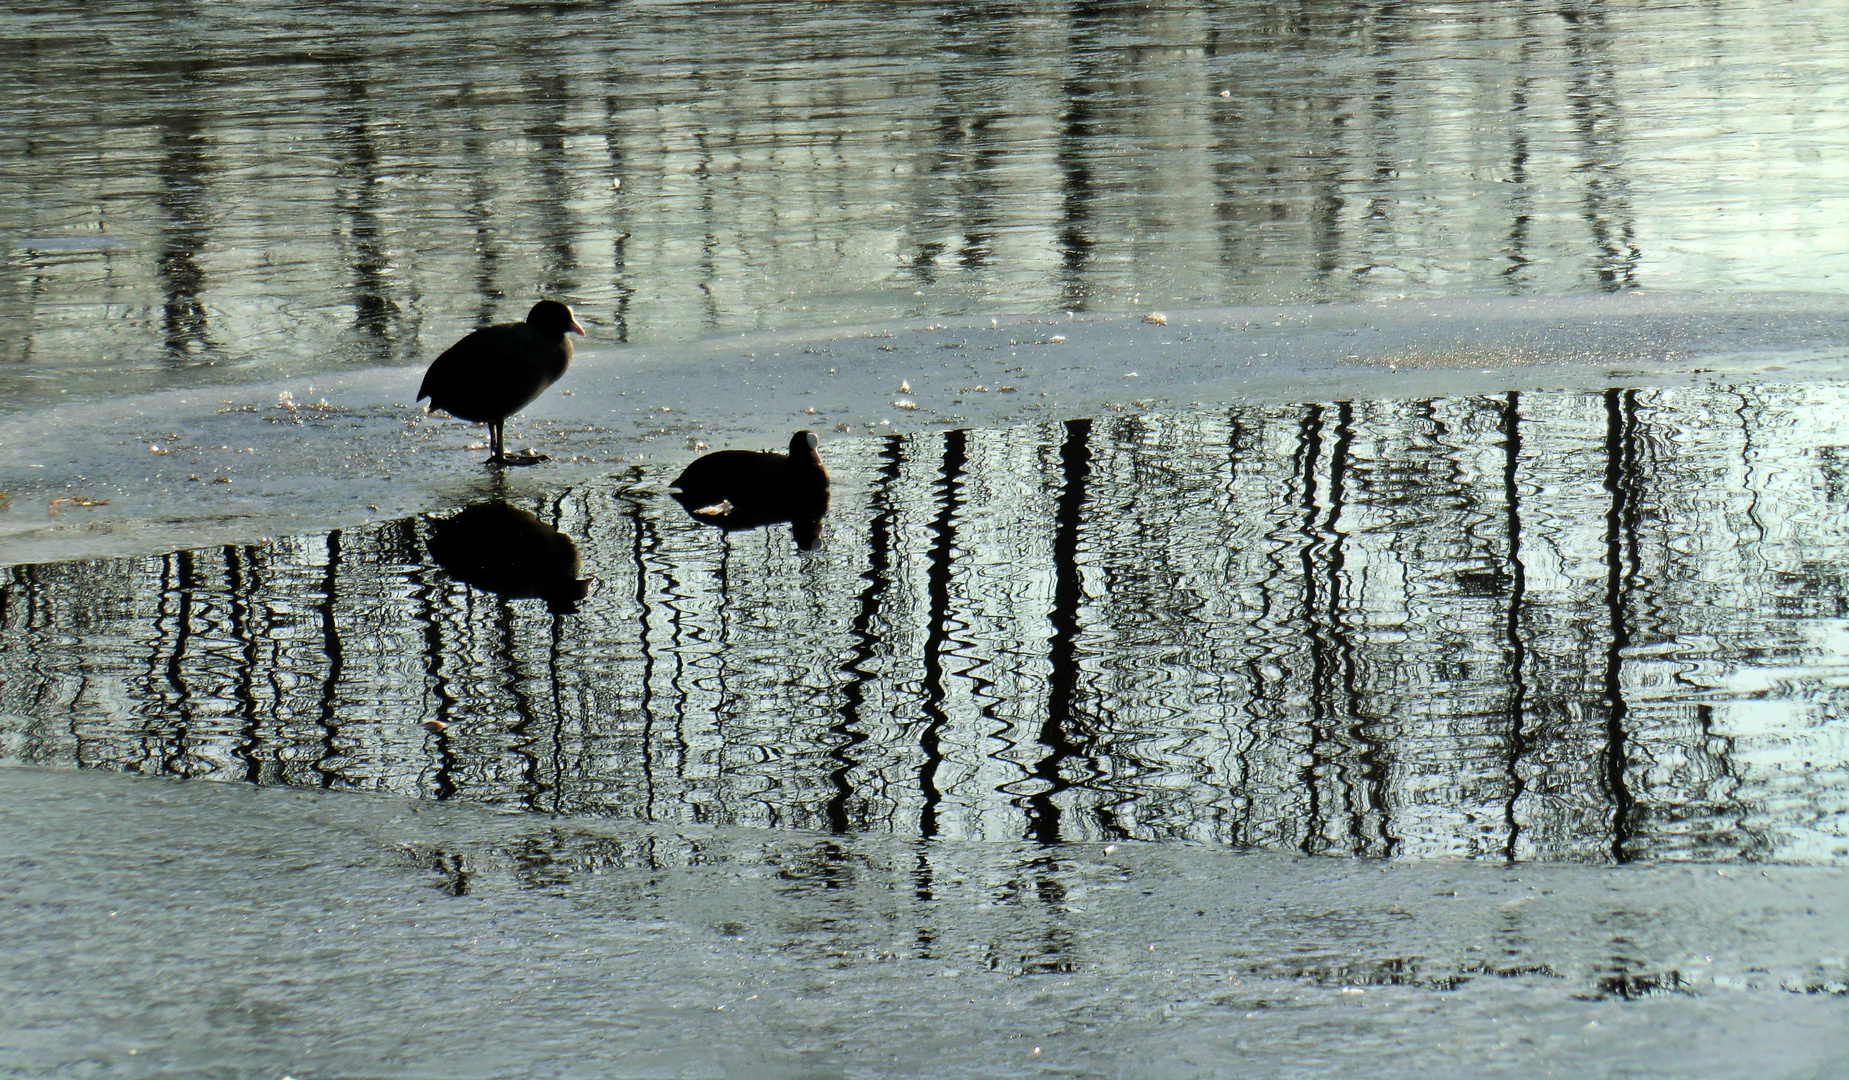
[6,6,1849,1075]
[7,389,1847,864]
[3,1,1846,409]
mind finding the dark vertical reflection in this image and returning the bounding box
[1499,392,1530,860]
[11,566,65,767]
[621,479,660,820]
[0,569,13,752]
[330,60,399,357]
[527,68,580,298]
[545,513,571,816]
[1361,4,1404,275]
[154,70,215,359]
[1502,11,1535,284]
[659,493,698,821]
[692,86,722,336]
[1328,402,1388,854]
[706,541,734,826]
[225,545,264,786]
[163,549,199,775]
[1310,98,1351,280]
[602,90,632,343]
[1220,413,1262,848]
[1602,389,1638,862]
[1734,388,1768,550]
[1055,3,1106,309]
[831,435,905,834]
[1026,417,1094,844]
[137,556,172,774]
[463,123,506,326]
[911,846,937,953]
[314,531,345,789]
[917,430,967,838]
[932,12,1009,274]
[1023,854,1078,975]
[413,523,459,801]
[1564,7,1640,289]
[499,597,544,812]
[1696,700,1754,858]
[1243,408,1301,849]
[1294,404,1329,853]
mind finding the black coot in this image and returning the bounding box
[670,430,831,550]
[425,501,591,614]
[418,299,584,466]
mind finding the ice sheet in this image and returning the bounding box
[3,766,1845,1079]
[3,293,1847,566]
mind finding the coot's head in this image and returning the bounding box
[789,429,821,464]
[527,299,586,337]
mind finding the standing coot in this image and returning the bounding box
[417,299,584,466]
[670,430,831,550]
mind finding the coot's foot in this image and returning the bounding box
[488,450,551,467]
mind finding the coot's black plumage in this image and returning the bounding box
[418,299,584,466]
[670,430,831,550]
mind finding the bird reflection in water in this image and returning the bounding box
[424,501,591,614]
[670,430,831,550]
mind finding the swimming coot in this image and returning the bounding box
[417,299,583,466]
[670,430,831,550]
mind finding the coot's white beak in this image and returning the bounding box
[569,317,586,335]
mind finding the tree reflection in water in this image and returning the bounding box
[4,1,1842,407]
[4,388,1848,865]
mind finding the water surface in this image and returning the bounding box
[7,389,1847,864]
[6,7,1849,1070]
[3,0,1846,409]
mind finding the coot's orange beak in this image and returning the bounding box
[569,317,586,335]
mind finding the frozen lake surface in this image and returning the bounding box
[7,298,1849,1075]
[5,0,1849,1075]
[3,292,1847,565]
[5,766,1848,1079]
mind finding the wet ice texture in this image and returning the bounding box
[6,2,1849,1073]
[2,294,1846,566]
[2,767,1846,1080]
[5,383,1849,865]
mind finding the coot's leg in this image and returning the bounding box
[497,423,550,467]
[487,421,505,465]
